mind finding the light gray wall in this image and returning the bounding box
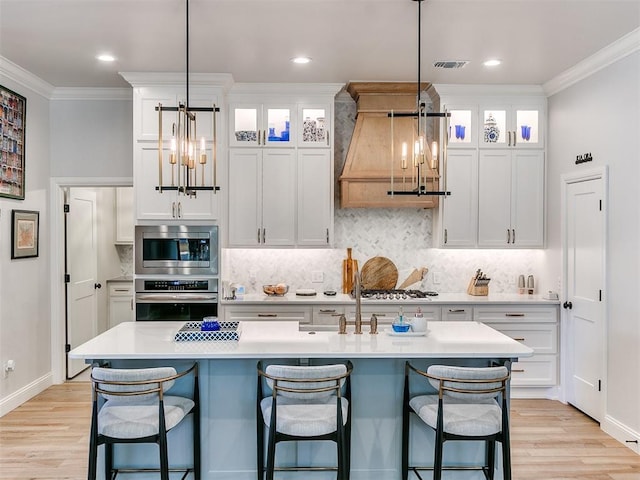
[50,99,133,178]
[545,51,640,437]
[0,75,51,410]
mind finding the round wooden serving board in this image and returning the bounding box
[360,256,398,290]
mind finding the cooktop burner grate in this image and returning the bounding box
[359,289,438,300]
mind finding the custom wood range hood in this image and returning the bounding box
[339,82,441,209]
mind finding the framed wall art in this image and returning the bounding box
[0,85,26,200]
[11,209,39,259]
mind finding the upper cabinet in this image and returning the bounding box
[122,72,233,223]
[298,105,331,148]
[114,187,134,244]
[480,103,544,149]
[434,85,546,249]
[230,104,295,147]
[444,105,478,149]
[226,84,342,248]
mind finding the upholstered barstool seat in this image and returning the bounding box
[409,395,502,437]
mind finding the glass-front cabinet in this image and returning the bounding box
[444,105,477,148]
[481,104,543,148]
[230,104,295,147]
[298,105,331,147]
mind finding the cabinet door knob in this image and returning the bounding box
[563,301,573,310]
[94,283,102,289]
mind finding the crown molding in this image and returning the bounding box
[0,56,55,98]
[229,83,345,97]
[50,88,132,101]
[119,72,235,92]
[543,27,640,97]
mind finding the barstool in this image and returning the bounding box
[402,362,511,480]
[88,363,200,480]
[256,361,353,480]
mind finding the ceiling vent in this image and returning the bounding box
[433,61,469,69]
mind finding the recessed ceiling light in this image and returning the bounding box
[483,59,501,67]
[97,54,116,62]
[291,56,311,64]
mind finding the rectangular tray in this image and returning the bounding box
[174,321,240,342]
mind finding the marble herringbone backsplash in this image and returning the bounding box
[221,206,546,294]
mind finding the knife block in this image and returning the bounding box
[466,277,489,296]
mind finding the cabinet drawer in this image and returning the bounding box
[312,306,346,325]
[510,355,557,387]
[441,306,472,321]
[225,306,311,325]
[109,283,133,296]
[345,304,440,324]
[473,305,558,323]
[485,322,558,354]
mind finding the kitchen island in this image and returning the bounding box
[70,320,533,480]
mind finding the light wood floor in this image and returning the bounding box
[1,383,639,479]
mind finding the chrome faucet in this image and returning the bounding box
[354,268,362,334]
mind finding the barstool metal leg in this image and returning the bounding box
[487,439,496,480]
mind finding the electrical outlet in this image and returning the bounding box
[432,272,440,284]
[311,271,324,283]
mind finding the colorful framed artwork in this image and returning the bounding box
[11,209,39,259]
[0,85,26,200]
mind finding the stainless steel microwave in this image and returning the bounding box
[135,225,218,276]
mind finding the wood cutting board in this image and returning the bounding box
[360,256,398,290]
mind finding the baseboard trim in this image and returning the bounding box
[602,414,640,454]
[510,385,561,400]
[0,373,53,417]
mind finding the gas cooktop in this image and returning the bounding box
[359,289,439,300]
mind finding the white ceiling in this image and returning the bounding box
[1,0,639,89]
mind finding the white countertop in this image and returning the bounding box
[221,292,560,306]
[69,320,534,360]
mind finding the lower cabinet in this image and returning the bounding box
[474,305,558,387]
[108,282,134,328]
[224,305,312,328]
[441,305,473,321]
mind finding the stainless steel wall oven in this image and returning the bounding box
[135,278,218,322]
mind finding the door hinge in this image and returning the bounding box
[598,379,602,392]
[65,344,71,353]
[599,289,602,301]
[64,274,70,283]
[64,203,70,213]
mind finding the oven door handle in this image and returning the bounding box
[136,294,218,302]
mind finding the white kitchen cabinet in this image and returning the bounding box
[443,104,478,148]
[344,304,440,325]
[224,305,311,327]
[227,85,341,248]
[297,149,332,246]
[108,282,134,328]
[473,305,558,387]
[124,75,226,222]
[311,306,346,328]
[114,187,134,244]
[480,103,544,149]
[440,149,477,247]
[228,148,296,246]
[478,149,544,247]
[229,103,295,147]
[298,104,332,148]
[441,305,473,321]
[135,146,220,221]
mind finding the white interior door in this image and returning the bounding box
[66,188,99,378]
[565,177,605,421]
